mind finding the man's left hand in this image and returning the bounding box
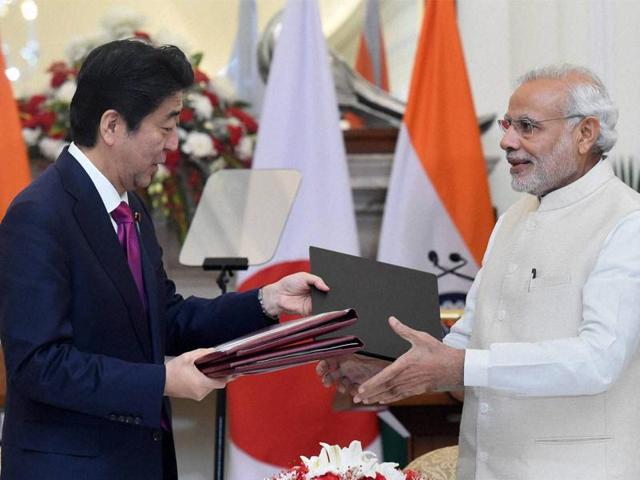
[261,272,329,317]
[353,316,465,404]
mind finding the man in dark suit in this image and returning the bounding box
[0,39,327,480]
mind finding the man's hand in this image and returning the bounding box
[317,355,390,396]
[260,272,329,317]
[164,348,231,401]
[353,316,465,404]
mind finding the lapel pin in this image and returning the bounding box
[134,211,141,223]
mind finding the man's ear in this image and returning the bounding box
[576,116,600,155]
[99,110,123,147]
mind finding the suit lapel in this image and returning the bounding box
[129,194,164,363]
[56,150,153,360]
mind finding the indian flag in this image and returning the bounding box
[378,0,494,302]
[0,39,31,221]
[355,0,389,92]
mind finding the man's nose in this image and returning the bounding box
[165,128,179,151]
[499,125,522,151]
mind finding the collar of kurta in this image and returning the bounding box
[536,160,614,212]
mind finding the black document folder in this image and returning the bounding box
[310,246,441,360]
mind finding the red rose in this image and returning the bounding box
[21,114,38,129]
[179,108,194,124]
[194,69,209,84]
[203,91,219,109]
[50,71,69,88]
[212,137,225,154]
[133,31,151,42]
[164,149,181,172]
[24,95,47,114]
[47,61,68,73]
[35,111,56,131]
[313,474,341,480]
[226,107,258,134]
[227,125,242,146]
[48,129,66,140]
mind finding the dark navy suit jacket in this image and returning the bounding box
[0,149,271,479]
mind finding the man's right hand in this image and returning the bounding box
[164,348,230,401]
[316,354,390,396]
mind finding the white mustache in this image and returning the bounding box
[507,153,535,164]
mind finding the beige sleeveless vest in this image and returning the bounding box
[457,162,640,479]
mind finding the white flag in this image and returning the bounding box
[226,1,379,478]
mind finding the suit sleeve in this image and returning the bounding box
[162,274,273,356]
[0,198,165,428]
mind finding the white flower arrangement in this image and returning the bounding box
[267,441,425,480]
[17,6,259,242]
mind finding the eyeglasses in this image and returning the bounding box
[497,115,584,138]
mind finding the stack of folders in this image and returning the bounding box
[195,309,362,377]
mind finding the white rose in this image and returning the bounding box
[234,135,253,161]
[39,138,68,160]
[154,164,170,181]
[210,76,237,102]
[188,93,213,120]
[101,6,145,38]
[154,29,192,57]
[181,131,216,158]
[55,80,77,103]
[375,463,406,480]
[22,128,41,146]
[65,32,109,65]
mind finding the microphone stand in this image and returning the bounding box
[428,251,475,282]
[202,257,248,480]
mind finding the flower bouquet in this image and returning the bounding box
[266,441,426,480]
[17,8,258,241]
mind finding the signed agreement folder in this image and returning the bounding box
[195,309,362,377]
[310,246,441,360]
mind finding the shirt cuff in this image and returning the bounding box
[464,348,490,387]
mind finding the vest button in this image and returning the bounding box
[152,430,163,442]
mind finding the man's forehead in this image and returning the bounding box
[156,93,183,119]
[507,78,568,118]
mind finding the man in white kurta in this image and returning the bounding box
[318,65,640,479]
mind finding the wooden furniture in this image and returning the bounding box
[344,128,398,154]
[405,445,459,480]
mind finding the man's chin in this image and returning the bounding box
[134,174,154,191]
[511,177,535,194]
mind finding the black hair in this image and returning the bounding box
[69,39,194,147]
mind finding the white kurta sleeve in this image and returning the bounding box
[463,210,640,396]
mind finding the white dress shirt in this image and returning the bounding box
[68,142,128,233]
[444,208,640,396]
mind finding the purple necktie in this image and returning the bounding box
[111,202,169,430]
[111,202,146,309]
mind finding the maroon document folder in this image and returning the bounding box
[195,309,362,377]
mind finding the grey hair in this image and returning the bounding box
[517,64,618,155]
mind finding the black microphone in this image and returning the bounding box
[428,251,475,282]
[449,253,462,262]
[428,250,451,277]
